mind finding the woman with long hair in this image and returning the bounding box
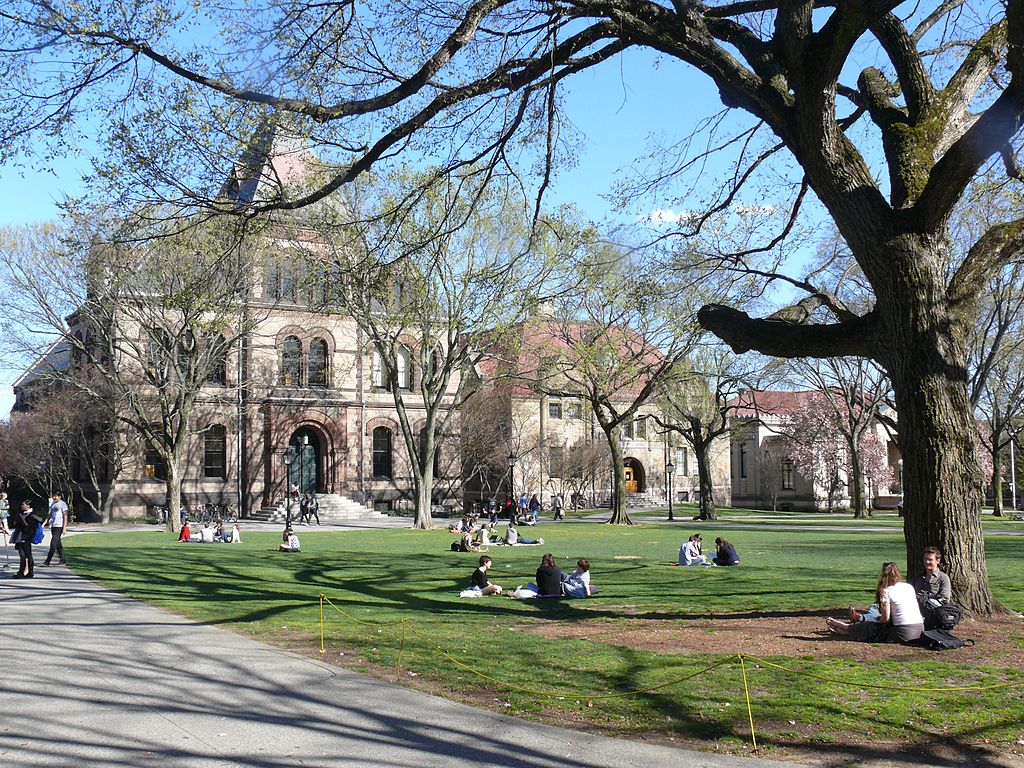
[826,562,925,643]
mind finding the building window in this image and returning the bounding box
[144,441,167,482]
[206,334,227,385]
[204,425,227,478]
[782,459,794,490]
[567,400,582,419]
[282,335,302,386]
[635,417,647,440]
[739,444,747,479]
[548,401,562,420]
[549,446,564,477]
[372,426,393,478]
[676,448,687,476]
[396,346,412,390]
[624,420,633,439]
[308,338,328,387]
[264,261,280,299]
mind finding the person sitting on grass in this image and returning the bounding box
[469,555,503,595]
[825,562,924,644]
[229,523,242,544]
[278,528,301,552]
[178,521,191,542]
[536,553,565,596]
[712,537,740,566]
[679,534,710,566]
[561,559,593,598]
[199,521,217,544]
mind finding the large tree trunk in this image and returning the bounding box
[412,449,435,530]
[603,427,632,525]
[693,440,717,521]
[881,242,997,615]
[164,459,182,535]
[850,450,867,519]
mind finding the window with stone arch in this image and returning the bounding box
[206,333,228,385]
[372,426,393,478]
[281,335,302,386]
[395,345,412,390]
[308,337,328,387]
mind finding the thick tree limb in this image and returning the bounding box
[697,303,876,358]
[948,217,1024,310]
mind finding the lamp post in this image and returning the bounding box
[507,452,516,522]
[283,450,293,526]
[666,459,675,521]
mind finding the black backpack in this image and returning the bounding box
[920,628,973,651]
[925,602,962,630]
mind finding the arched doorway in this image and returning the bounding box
[624,458,646,494]
[287,427,321,495]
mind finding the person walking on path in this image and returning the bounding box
[13,500,39,578]
[552,492,564,520]
[44,491,69,566]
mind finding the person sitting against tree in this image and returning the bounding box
[468,555,503,595]
[825,562,924,644]
[679,534,710,565]
[278,528,301,552]
[712,537,740,566]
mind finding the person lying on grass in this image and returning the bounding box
[468,555,502,595]
[825,562,924,644]
[502,524,542,546]
[278,528,301,552]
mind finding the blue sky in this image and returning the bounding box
[0,48,754,417]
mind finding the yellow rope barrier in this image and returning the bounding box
[738,654,759,753]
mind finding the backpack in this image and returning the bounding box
[920,628,973,651]
[924,602,963,630]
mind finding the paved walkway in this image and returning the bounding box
[0,566,804,768]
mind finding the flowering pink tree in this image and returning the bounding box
[781,395,847,513]
[858,431,893,508]
[975,423,996,498]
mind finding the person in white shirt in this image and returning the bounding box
[679,534,710,566]
[826,562,925,643]
[278,528,300,552]
[44,492,69,566]
[199,522,216,544]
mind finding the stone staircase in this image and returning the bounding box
[250,493,387,524]
[626,491,665,508]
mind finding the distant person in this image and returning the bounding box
[552,492,564,520]
[826,562,924,644]
[518,493,529,519]
[178,521,192,542]
[712,537,740,566]
[679,534,709,566]
[469,555,503,596]
[528,494,541,523]
[199,522,216,544]
[561,559,593,598]
[229,524,242,544]
[278,528,300,552]
[0,492,10,535]
[504,524,542,546]
[308,493,320,525]
[12,500,39,578]
[43,492,68,566]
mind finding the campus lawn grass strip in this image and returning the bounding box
[64,524,1024,755]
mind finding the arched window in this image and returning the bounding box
[372,426,393,478]
[396,346,412,390]
[282,335,302,386]
[206,334,227,385]
[204,425,227,478]
[372,351,385,389]
[308,338,328,387]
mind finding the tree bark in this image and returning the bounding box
[412,435,436,530]
[878,237,998,614]
[164,458,182,535]
[850,451,867,519]
[694,440,718,521]
[603,426,632,525]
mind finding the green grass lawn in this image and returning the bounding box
[64,524,1024,759]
